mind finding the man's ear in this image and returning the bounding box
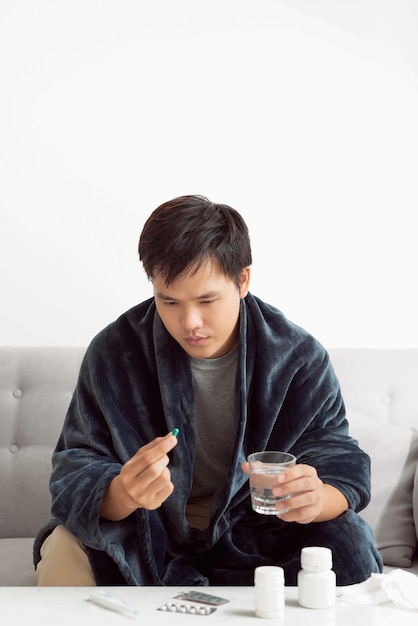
[239,267,251,298]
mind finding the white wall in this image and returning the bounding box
[1,0,417,348]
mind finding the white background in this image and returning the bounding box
[1,0,417,348]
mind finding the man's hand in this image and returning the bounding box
[242,461,348,524]
[101,432,178,521]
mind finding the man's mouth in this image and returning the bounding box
[184,336,208,346]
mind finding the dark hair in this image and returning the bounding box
[138,195,252,286]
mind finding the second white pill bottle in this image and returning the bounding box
[297,546,336,609]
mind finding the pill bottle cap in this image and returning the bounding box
[255,566,284,586]
[301,547,332,571]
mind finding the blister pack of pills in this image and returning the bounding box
[174,591,229,606]
[158,602,216,615]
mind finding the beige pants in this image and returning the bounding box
[35,499,211,586]
[35,525,96,586]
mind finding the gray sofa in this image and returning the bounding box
[1,347,417,586]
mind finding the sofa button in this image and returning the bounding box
[12,388,23,398]
[382,394,392,405]
[9,444,19,453]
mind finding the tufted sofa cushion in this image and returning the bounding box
[0,347,84,539]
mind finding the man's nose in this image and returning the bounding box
[181,307,203,330]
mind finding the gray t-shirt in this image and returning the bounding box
[186,342,239,529]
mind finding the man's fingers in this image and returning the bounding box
[130,432,178,469]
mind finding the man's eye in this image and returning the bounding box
[201,299,216,305]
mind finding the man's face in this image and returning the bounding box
[153,259,250,359]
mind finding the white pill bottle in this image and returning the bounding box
[254,565,285,620]
[297,546,336,609]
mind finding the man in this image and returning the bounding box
[34,195,382,586]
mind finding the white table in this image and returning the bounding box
[1,585,416,625]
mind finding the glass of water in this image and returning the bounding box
[248,451,296,515]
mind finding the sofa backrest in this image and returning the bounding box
[0,347,85,538]
[329,348,418,431]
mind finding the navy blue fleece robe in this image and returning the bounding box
[34,293,380,585]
